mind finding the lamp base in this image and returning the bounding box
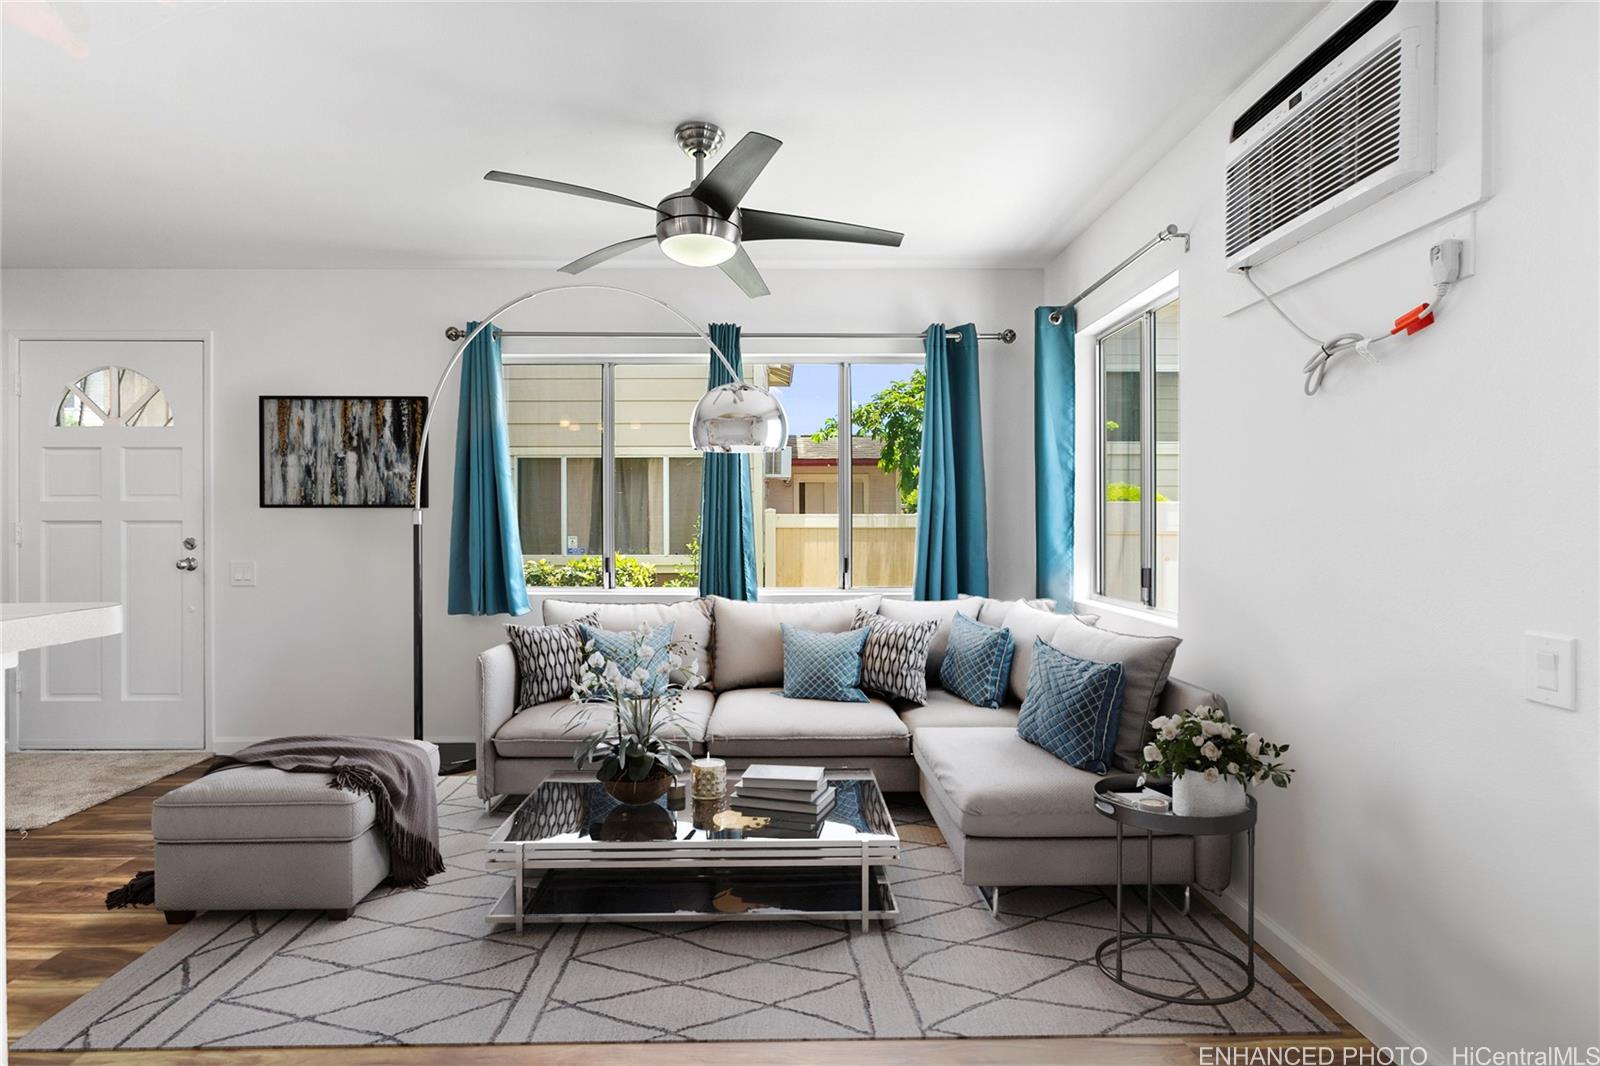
[432,741,476,776]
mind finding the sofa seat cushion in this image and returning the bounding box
[707,687,910,757]
[152,740,439,844]
[494,689,714,759]
[914,727,1143,838]
[900,689,1020,732]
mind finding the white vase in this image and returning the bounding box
[1171,772,1247,817]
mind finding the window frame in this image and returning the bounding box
[502,351,924,593]
[1091,288,1179,613]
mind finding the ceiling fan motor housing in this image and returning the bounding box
[656,190,740,246]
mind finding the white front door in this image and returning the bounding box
[15,339,205,749]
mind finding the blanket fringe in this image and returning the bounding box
[106,870,156,910]
[329,764,444,888]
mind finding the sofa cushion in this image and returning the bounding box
[899,689,1020,732]
[505,614,597,707]
[707,687,910,757]
[914,727,1129,838]
[781,624,870,702]
[543,598,715,688]
[938,612,1014,709]
[972,596,1057,627]
[152,740,438,844]
[853,609,937,704]
[494,689,714,759]
[876,597,981,680]
[1016,640,1125,773]
[999,601,1077,703]
[579,621,676,697]
[711,596,882,690]
[1047,615,1181,773]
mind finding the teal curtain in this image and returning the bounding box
[447,323,530,616]
[1035,306,1075,606]
[914,323,989,599]
[698,323,758,600]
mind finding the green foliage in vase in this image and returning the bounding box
[565,626,704,783]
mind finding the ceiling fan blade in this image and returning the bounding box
[740,208,903,247]
[719,244,771,298]
[484,171,655,212]
[558,235,657,275]
[692,132,782,217]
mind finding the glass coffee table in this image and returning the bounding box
[485,770,900,931]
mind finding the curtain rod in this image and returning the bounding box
[1049,224,1191,325]
[443,326,1017,344]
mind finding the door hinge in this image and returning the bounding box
[12,522,20,546]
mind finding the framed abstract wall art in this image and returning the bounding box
[259,396,429,507]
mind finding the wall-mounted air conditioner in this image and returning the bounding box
[763,446,792,479]
[1224,0,1437,271]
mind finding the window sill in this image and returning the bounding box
[524,586,913,607]
[1075,595,1180,635]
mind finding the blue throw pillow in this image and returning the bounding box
[781,624,870,703]
[1016,639,1125,773]
[939,612,1014,708]
[580,621,676,697]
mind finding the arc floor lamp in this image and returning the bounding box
[412,284,789,774]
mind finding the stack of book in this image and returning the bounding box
[731,765,836,837]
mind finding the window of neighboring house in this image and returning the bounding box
[503,353,924,591]
[1095,294,1180,612]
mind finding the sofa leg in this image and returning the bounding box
[976,886,1001,918]
[325,907,353,921]
[1152,883,1193,916]
[164,911,195,925]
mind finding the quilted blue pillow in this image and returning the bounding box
[1016,639,1125,773]
[781,624,870,703]
[579,621,676,697]
[939,612,1014,708]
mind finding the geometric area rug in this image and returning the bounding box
[15,776,1337,1051]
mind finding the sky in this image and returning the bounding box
[773,363,913,437]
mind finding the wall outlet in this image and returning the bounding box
[1524,632,1576,710]
[229,561,257,587]
[1431,214,1476,281]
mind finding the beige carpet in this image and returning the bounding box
[6,750,205,831]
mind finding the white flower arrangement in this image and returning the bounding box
[1140,705,1294,789]
[564,625,705,785]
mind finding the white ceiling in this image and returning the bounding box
[2,2,1316,270]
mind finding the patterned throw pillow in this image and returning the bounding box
[939,611,1015,708]
[579,621,677,697]
[781,624,870,703]
[852,609,938,704]
[505,612,598,708]
[1016,639,1126,773]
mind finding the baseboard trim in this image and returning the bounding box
[1206,885,1432,1055]
[212,735,475,755]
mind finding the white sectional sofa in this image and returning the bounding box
[477,594,1232,895]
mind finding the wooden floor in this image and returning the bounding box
[7,761,1368,1065]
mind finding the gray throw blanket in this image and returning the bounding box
[210,736,446,888]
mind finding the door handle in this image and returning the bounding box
[175,557,198,571]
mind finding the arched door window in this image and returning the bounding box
[55,366,174,427]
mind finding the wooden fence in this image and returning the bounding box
[762,510,918,588]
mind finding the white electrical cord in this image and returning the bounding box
[1241,267,1452,396]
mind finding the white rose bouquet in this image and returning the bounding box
[564,626,705,786]
[1140,706,1293,789]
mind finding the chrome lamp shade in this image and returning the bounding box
[690,382,789,452]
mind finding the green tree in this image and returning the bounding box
[812,369,924,513]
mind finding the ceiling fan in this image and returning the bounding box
[484,121,905,298]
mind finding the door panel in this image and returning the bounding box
[17,339,205,749]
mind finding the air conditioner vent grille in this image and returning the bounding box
[1225,38,1404,258]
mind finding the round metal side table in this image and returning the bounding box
[1092,774,1257,1006]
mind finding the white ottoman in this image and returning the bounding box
[151,740,439,922]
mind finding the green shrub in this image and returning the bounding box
[524,555,656,588]
[1105,482,1170,503]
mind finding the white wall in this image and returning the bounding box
[1043,1,1598,1052]
[1,266,1041,748]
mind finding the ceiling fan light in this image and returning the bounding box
[660,232,737,267]
[690,383,789,452]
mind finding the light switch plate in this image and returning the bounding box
[229,561,257,588]
[1524,632,1576,710]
